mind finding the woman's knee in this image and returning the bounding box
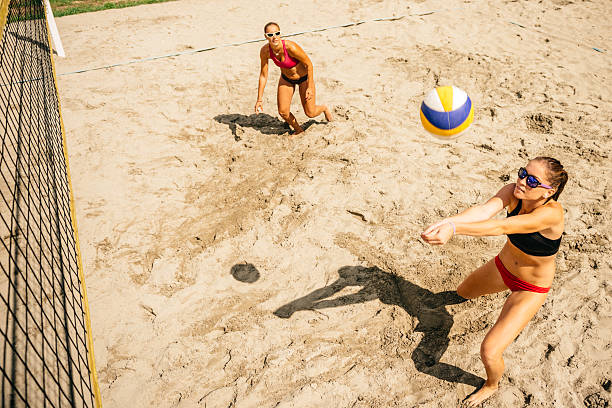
[278,109,291,120]
[480,338,503,364]
[304,107,317,118]
[457,282,476,299]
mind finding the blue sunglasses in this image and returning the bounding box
[518,167,552,189]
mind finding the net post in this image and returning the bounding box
[0,0,9,43]
[44,0,65,57]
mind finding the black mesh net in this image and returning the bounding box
[0,1,97,406]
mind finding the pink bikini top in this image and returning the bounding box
[269,40,298,69]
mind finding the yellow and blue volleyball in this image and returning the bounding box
[420,86,474,139]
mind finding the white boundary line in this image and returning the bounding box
[55,10,607,77]
[56,12,445,76]
[0,7,607,84]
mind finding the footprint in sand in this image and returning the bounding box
[525,113,554,133]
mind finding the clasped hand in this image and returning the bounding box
[421,220,454,245]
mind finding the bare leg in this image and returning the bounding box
[298,80,332,121]
[454,259,506,403]
[277,77,303,134]
[465,291,547,407]
[457,258,508,300]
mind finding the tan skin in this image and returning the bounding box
[255,24,332,134]
[421,159,564,407]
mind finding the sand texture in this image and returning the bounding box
[54,0,611,406]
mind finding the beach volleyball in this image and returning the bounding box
[420,86,473,139]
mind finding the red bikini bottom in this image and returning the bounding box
[495,256,550,293]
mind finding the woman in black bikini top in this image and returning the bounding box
[421,156,568,406]
[506,197,562,256]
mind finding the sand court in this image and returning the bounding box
[52,0,611,406]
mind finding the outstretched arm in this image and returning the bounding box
[455,203,562,236]
[421,185,562,245]
[255,46,269,112]
[447,183,515,223]
[422,184,515,238]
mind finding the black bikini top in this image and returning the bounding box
[506,200,561,257]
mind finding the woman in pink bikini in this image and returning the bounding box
[254,22,332,134]
[421,157,568,406]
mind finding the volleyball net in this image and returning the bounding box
[0,0,100,406]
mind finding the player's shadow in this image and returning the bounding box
[274,265,484,388]
[214,113,319,138]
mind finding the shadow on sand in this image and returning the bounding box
[230,263,260,283]
[8,31,50,53]
[214,113,320,138]
[274,265,484,388]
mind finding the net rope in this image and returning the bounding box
[0,0,97,406]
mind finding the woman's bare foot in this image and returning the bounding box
[323,106,333,122]
[464,384,498,407]
[292,126,304,135]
